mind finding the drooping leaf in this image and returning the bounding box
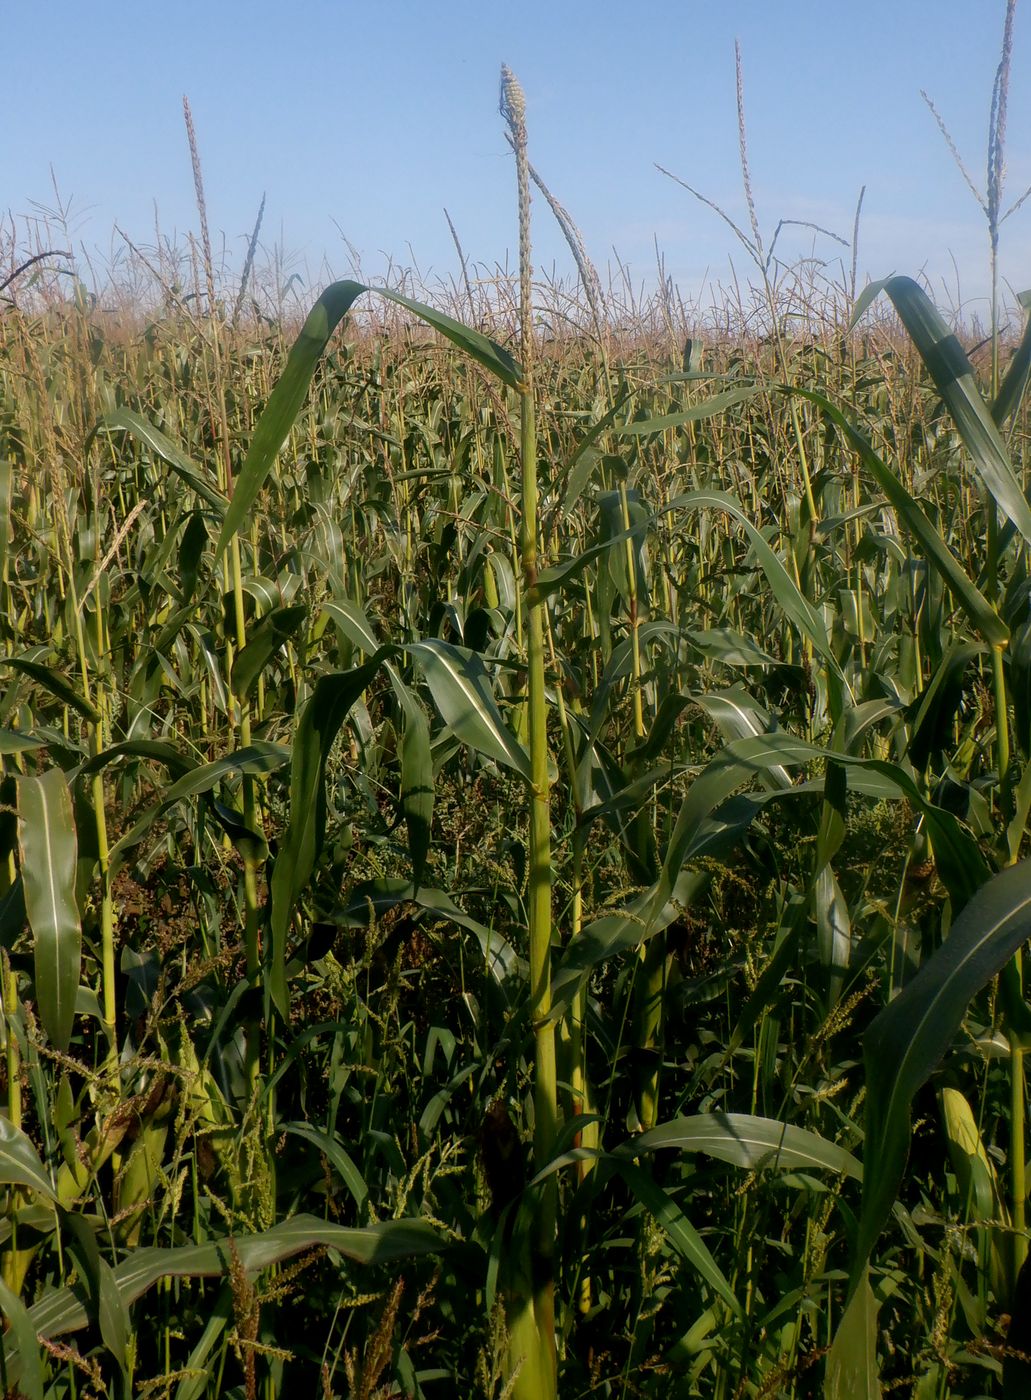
[854,276,1031,546]
[624,1113,862,1180]
[666,489,850,689]
[654,731,987,917]
[375,285,522,388]
[5,657,100,724]
[209,797,268,863]
[616,1161,740,1313]
[686,627,786,669]
[855,860,1031,1288]
[216,280,521,561]
[611,383,759,434]
[79,739,193,781]
[0,1118,57,1202]
[322,598,382,656]
[0,1215,441,1386]
[786,385,1009,648]
[408,639,531,781]
[552,730,989,1009]
[332,876,525,986]
[108,743,289,869]
[95,408,227,511]
[229,603,307,700]
[280,1122,369,1214]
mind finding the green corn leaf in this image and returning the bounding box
[666,489,849,688]
[322,598,382,656]
[216,280,521,561]
[178,510,209,602]
[0,730,42,756]
[854,859,1031,1290]
[333,876,525,985]
[209,797,268,863]
[906,639,983,772]
[939,1084,1010,1300]
[787,385,1009,648]
[853,275,1031,546]
[269,658,385,1014]
[993,291,1031,428]
[611,383,759,434]
[95,409,227,511]
[393,679,434,890]
[624,1113,862,1180]
[522,1143,740,1316]
[172,1287,233,1400]
[553,731,988,1010]
[108,743,289,869]
[79,739,194,781]
[687,628,785,669]
[375,286,522,387]
[408,639,532,782]
[551,869,709,1012]
[655,732,986,915]
[0,1215,441,1387]
[694,688,791,779]
[0,1275,43,1400]
[63,1212,129,1378]
[18,768,81,1054]
[616,1161,740,1313]
[229,602,307,700]
[5,657,100,723]
[557,392,632,512]
[281,1122,369,1214]
[827,1268,881,1399]
[0,1118,57,1202]
[215,281,367,559]
[533,523,641,603]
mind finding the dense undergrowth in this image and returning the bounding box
[3,44,1031,1399]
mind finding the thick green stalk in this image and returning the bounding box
[546,613,597,1312]
[1010,961,1027,1276]
[618,481,666,1130]
[994,641,1012,818]
[0,954,26,1296]
[58,490,118,1075]
[618,482,646,745]
[503,64,558,1400]
[229,531,261,984]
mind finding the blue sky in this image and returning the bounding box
[8,1,1031,321]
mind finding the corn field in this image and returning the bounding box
[2,45,1031,1400]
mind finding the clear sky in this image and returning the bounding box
[8,1,1031,322]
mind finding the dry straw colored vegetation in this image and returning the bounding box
[2,19,1031,1398]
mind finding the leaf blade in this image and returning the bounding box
[18,769,81,1053]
